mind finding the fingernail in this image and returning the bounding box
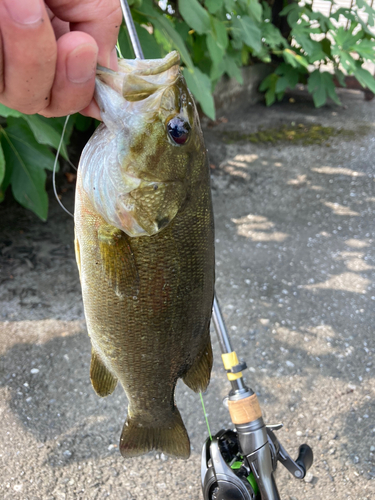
[67,44,98,84]
[4,0,43,25]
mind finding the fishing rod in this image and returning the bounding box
[119,2,313,498]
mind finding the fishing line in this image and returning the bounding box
[199,392,212,441]
[53,114,74,218]
[116,40,124,58]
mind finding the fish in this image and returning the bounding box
[74,51,215,459]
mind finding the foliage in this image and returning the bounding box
[1,0,375,219]
[122,0,375,111]
[0,107,92,220]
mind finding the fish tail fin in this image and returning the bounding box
[119,408,190,459]
[183,336,213,393]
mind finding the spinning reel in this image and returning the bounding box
[201,427,313,500]
[201,297,313,500]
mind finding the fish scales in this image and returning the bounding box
[74,52,214,459]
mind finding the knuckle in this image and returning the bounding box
[94,0,122,27]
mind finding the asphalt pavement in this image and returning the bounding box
[0,87,374,499]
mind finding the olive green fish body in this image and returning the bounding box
[74,53,214,459]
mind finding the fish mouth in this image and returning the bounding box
[96,51,181,102]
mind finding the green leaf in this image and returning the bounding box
[211,16,229,50]
[334,69,346,87]
[274,63,300,93]
[23,115,69,160]
[333,26,363,52]
[321,72,341,105]
[138,2,193,68]
[0,119,56,219]
[293,32,326,61]
[280,3,302,25]
[118,22,163,59]
[153,26,172,54]
[224,55,244,84]
[179,0,211,35]
[357,0,375,20]
[331,48,357,72]
[205,0,224,14]
[321,37,332,57]
[307,10,332,32]
[74,114,93,132]
[275,63,302,87]
[312,85,327,108]
[283,49,309,68]
[0,142,5,186]
[0,103,23,118]
[354,66,375,93]
[248,0,263,23]
[307,70,339,108]
[262,22,287,49]
[210,57,226,82]
[232,16,262,52]
[275,76,289,93]
[265,87,276,106]
[224,0,237,13]
[183,67,215,119]
[207,32,225,63]
[254,46,272,63]
[355,39,375,60]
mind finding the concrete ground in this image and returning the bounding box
[0,88,374,500]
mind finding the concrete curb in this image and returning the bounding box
[213,63,272,111]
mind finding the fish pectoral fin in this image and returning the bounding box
[129,181,186,235]
[98,225,139,298]
[90,350,118,397]
[183,336,213,393]
[119,407,190,459]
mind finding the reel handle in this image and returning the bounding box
[295,444,313,476]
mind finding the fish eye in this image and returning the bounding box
[167,116,191,145]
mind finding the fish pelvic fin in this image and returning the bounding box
[98,224,139,299]
[183,336,213,393]
[119,408,190,459]
[90,350,118,397]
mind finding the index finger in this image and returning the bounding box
[46,0,122,66]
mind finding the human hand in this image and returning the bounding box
[0,0,122,119]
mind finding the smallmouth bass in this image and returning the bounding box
[74,52,215,459]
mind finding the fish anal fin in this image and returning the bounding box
[98,225,139,298]
[90,350,118,397]
[183,337,213,393]
[119,408,190,459]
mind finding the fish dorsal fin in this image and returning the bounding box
[90,350,118,397]
[98,225,139,298]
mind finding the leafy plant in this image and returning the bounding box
[0,106,91,220]
[1,0,375,220]
[122,0,375,110]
